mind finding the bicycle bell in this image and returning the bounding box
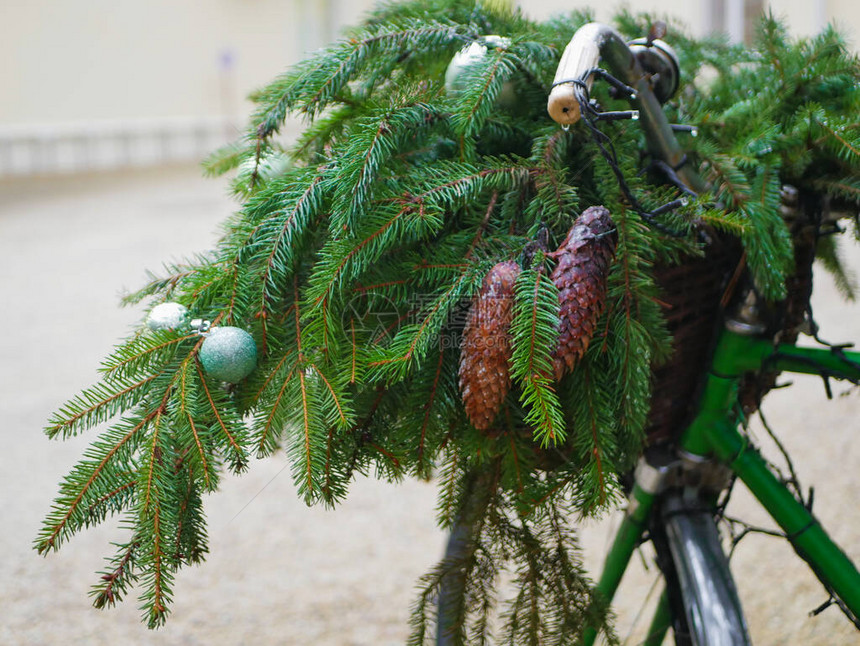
[627,37,680,104]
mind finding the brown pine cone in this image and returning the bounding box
[551,206,617,380]
[459,260,521,430]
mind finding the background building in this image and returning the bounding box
[1,0,858,178]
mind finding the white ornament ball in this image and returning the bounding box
[444,36,515,105]
[198,326,257,383]
[146,302,189,331]
[444,36,511,90]
[445,41,491,93]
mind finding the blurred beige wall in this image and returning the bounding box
[1,0,339,126]
[1,0,857,176]
[524,0,859,42]
[0,0,366,175]
[3,0,857,125]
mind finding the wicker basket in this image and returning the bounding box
[645,188,819,444]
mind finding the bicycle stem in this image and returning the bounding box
[548,22,707,195]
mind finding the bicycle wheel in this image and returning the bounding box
[651,492,752,646]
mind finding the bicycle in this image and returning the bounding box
[35,5,860,643]
[442,21,860,645]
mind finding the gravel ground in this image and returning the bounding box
[1,165,858,644]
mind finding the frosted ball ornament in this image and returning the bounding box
[198,327,258,383]
[146,302,189,331]
[444,35,515,106]
[238,150,290,183]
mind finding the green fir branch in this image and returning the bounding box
[252,19,472,132]
[36,408,160,554]
[174,362,218,491]
[120,257,213,306]
[368,265,482,383]
[816,234,857,300]
[331,101,445,230]
[46,374,159,440]
[201,140,256,177]
[814,175,860,204]
[90,537,140,610]
[194,362,248,472]
[740,164,794,300]
[252,168,330,321]
[509,260,564,446]
[100,331,193,381]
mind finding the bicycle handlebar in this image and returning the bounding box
[547,22,707,195]
[547,23,603,125]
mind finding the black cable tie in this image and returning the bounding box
[769,351,860,387]
[672,153,689,172]
[708,368,738,380]
[819,222,845,236]
[651,159,697,197]
[571,79,690,238]
[650,198,688,217]
[728,435,750,469]
[822,374,833,399]
[593,68,638,99]
[810,597,835,617]
[786,518,818,543]
[551,69,599,89]
[803,307,859,374]
[670,124,699,136]
[552,68,638,100]
[596,110,640,122]
[639,212,686,237]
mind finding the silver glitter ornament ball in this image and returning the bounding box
[198,326,257,383]
[146,302,189,331]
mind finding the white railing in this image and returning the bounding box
[0,116,239,178]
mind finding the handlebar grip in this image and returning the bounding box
[547,23,603,126]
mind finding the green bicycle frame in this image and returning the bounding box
[582,328,860,645]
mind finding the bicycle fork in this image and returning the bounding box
[581,454,750,645]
